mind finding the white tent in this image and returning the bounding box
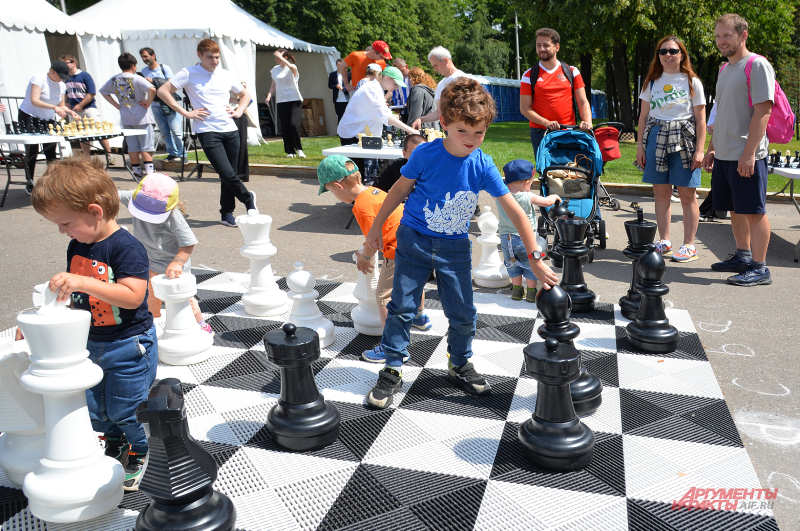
[72,0,341,144]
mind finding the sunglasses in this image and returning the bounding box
[658,49,681,56]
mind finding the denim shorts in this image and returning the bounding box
[500,233,538,281]
[642,125,701,188]
[712,157,768,215]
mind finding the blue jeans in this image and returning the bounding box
[500,233,538,281]
[86,325,158,454]
[382,224,476,368]
[151,104,184,157]
[530,127,546,162]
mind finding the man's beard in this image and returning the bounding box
[538,51,554,61]
[720,42,739,58]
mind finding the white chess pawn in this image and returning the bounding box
[472,206,510,288]
[351,248,383,336]
[236,211,290,316]
[16,284,124,523]
[0,337,46,485]
[150,273,214,365]
[286,263,335,348]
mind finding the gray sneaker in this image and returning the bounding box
[366,368,403,409]
[447,361,491,395]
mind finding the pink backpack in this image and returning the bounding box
[720,54,796,144]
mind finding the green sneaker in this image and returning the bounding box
[525,287,538,303]
[123,451,147,492]
[511,286,524,301]
[99,435,129,467]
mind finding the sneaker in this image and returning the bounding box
[200,322,215,337]
[286,153,295,158]
[655,240,673,256]
[447,361,492,396]
[246,191,258,214]
[727,267,772,286]
[412,314,432,331]
[25,180,33,195]
[99,435,129,467]
[107,155,117,166]
[672,244,698,262]
[698,215,711,222]
[220,213,237,227]
[123,452,147,492]
[511,286,524,301]
[362,345,410,364]
[525,287,537,303]
[711,253,752,273]
[166,155,178,161]
[297,150,307,159]
[670,194,681,203]
[366,367,403,409]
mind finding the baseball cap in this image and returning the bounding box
[381,66,407,88]
[371,40,392,60]
[50,61,71,81]
[503,159,535,184]
[366,63,383,74]
[128,173,181,223]
[318,155,359,195]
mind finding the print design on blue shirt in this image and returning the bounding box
[423,191,477,235]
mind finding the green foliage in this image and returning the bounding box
[453,2,511,77]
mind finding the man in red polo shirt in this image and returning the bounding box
[339,41,391,92]
[520,28,593,157]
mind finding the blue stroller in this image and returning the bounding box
[535,126,605,265]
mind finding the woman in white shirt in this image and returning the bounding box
[265,50,305,159]
[635,36,706,263]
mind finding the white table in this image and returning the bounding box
[321,144,403,160]
[770,166,800,262]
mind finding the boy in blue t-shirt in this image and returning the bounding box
[363,78,558,409]
[29,157,158,491]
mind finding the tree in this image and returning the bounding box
[453,1,511,77]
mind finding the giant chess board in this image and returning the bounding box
[0,268,780,530]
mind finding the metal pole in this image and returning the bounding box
[59,0,67,13]
[515,10,521,80]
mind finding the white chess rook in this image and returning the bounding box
[286,263,335,348]
[472,206,510,288]
[16,286,124,523]
[237,212,290,316]
[151,273,214,365]
[0,337,46,485]
[351,250,384,336]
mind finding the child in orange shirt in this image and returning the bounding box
[317,154,429,363]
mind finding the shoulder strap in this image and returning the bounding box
[743,54,759,107]
[530,64,540,94]
[561,61,578,123]
[560,61,574,87]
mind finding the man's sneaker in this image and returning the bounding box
[166,155,178,161]
[99,435,129,467]
[362,345,410,363]
[366,368,403,409]
[511,285,524,301]
[447,361,492,396]
[711,254,752,273]
[123,452,147,491]
[412,314,432,331]
[25,180,33,195]
[246,191,258,214]
[670,194,681,203]
[286,153,295,158]
[672,244,698,262]
[297,149,307,159]
[221,213,237,227]
[655,240,672,256]
[107,155,117,166]
[200,322,215,337]
[728,267,772,287]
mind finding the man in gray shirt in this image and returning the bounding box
[702,13,774,286]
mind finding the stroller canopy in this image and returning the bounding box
[536,129,603,179]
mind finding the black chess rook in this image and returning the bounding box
[519,338,595,471]
[554,211,596,312]
[536,285,603,415]
[619,208,657,320]
[135,378,237,531]
[264,323,340,451]
[626,243,679,353]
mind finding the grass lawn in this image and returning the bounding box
[177,121,799,193]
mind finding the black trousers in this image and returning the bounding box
[18,110,57,181]
[233,114,250,182]
[334,101,348,123]
[197,131,252,215]
[339,136,366,178]
[276,100,303,154]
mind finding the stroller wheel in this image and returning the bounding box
[599,220,607,249]
[610,199,621,211]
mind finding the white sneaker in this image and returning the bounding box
[670,194,680,203]
[297,150,306,159]
[286,153,295,158]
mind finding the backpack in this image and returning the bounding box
[720,54,796,144]
[528,61,578,123]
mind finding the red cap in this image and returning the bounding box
[371,40,392,60]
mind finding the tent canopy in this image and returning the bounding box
[0,0,118,38]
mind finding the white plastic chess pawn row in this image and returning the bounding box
[286,263,335,348]
[351,249,383,335]
[237,210,290,316]
[151,273,214,365]
[472,206,510,288]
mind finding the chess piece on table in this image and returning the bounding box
[537,285,603,415]
[264,324,341,451]
[364,125,372,137]
[236,211,290,316]
[472,206,510,288]
[286,262,335,348]
[150,273,214,365]
[785,149,792,168]
[794,150,799,165]
[619,207,658,320]
[519,338,595,471]
[357,133,365,147]
[0,336,46,485]
[554,211,596,312]
[48,124,55,135]
[626,243,679,353]
[17,284,124,523]
[386,134,393,147]
[135,379,236,531]
[351,248,383,335]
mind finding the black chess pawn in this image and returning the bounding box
[547,199,570,268]
[12,121,20,135]
[626,243,679,353]
[135,378,236,531]
[519,338,595,471]
[619,208,657,320]
[785,152,792,168]
[554,211,596,312]
[264,323,340,451]
[536,285,603,415]
[794,150,799,165]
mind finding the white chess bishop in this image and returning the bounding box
[472,206,510,288]
[237,209,290,316]
[151,273,214,365]
[16,283,124,523]
[286,262,335,348]
[351,248,383,336]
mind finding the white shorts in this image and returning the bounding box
[126,124,155,153]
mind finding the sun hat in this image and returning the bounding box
[317,155,359,195]
[50,61,71,81]
[366,63,383,74]
[128,173,180,223]
[381,66,407,88]
[503,159,535,184]
[371,40,392,60]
